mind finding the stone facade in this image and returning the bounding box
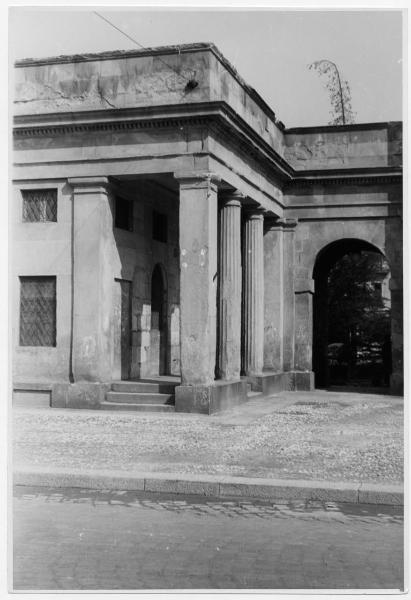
[12,43,403,412]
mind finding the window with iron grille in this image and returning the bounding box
[22,189,57,222]
[19,276,56,347]
[152,210,168,243]
[115,197,133,231]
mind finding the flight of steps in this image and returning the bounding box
[100,379,262,413]
[100,379,178,412]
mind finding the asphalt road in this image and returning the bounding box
[13,486,404,590]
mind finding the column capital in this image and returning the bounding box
[68,176,110,195]
[174,171,221,190]
[244,207,265,221]
[220,190,245,208]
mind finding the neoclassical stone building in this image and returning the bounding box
[12,43,403,413]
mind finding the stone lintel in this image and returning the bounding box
[174,171,221,190]
[294,278,315,294]
[68,176,110,195]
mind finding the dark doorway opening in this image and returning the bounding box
[119,279,132,380]
[151,264,168,375]
[313,239,391,391]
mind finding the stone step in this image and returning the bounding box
[106,391,174,405]
[247,390,264,400]
[111,381,177,394]
[100,401,175,413]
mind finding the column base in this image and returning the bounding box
[175,380,248,415]
[246,371,314,393]
[51,382,110,409]
[292,370,315,391]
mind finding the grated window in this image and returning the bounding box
[19,276,56,347]
[22,189,57,222]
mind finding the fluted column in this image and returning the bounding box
[243,209,265,375]
[218,192,242,380]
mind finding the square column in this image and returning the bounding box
[264,218,297,373]
[243,209,265,375]
[218,192,243,380]
[52,177,114,408]
[177,173,218,386]
[294,278,315,390]
[70,177,114,382]
[174,173,247,414]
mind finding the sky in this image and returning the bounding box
[9,8,403,128]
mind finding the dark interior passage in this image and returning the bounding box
[151,264,168,375]
[313,239,391,390]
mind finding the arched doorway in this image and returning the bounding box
[150,264,168,375]
[313,239,391,390]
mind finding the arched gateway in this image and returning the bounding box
[312,239,392,389]
[12,43,403,412]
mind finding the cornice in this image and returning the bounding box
[286,172,402,189]
[13,114,211,137]
[13,101,293,186]
[13,102,403,190]
[285,121,402,135]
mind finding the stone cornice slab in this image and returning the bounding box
[13,101,403,190]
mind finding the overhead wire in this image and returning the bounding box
[93,11,192,83]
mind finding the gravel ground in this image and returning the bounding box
[13,390,403,484]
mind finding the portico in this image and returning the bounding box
[12,42,403,412]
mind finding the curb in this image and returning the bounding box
[13,466,404,506]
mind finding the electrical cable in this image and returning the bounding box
[93,11,193,83]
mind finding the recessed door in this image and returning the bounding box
[119,279,132,380]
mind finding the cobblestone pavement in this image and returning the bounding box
[13,486,404,590]
[13,390,403,483]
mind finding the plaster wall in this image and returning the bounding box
[12,177,180,385]
[12,180,72,383]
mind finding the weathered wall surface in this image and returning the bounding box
[289,199,403,386]
[286,184,403,280]
[14,44,285,166]
[12,181,72,383]
[284,123,402,170]
[12,177,180,385]
[208,51,284,157]
[14,48,212,115]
